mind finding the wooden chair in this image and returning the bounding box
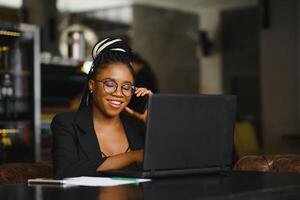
[0,161,53,184]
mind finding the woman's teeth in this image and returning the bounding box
[110,100,121,105]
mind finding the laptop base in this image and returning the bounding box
[97,166,231,179]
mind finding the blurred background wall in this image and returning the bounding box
[260,0,300,152]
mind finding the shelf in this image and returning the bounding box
[0,97,31,101]
[41,59,79,67]
[0,70,31,76]
[0,22,39,164]
[0,119,32,124]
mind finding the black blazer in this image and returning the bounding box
[51,105,145,179]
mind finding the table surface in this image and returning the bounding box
[1,171,300,200]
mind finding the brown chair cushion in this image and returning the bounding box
[233,155,271,172]
[273,157,300,173]
[0,161,53,184]
[234,154,300,173]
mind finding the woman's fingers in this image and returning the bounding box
[134,87,152,97]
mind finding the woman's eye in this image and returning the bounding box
[122,84,131,90]
[104,81,116,87]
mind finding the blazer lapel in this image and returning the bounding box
[74,106,101,160]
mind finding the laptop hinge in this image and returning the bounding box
[150,169,155,177]
[220,163,227,173]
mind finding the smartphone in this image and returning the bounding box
[128,95,148,114]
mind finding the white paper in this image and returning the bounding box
[63,176,151,187]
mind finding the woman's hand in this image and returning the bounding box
[134,87,152,97]
[125,87,152,123]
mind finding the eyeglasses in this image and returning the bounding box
[95,79,135,97]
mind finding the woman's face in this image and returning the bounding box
[89,62,134,118]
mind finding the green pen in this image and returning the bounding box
[111,177,140,186]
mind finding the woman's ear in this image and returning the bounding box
[88,79,94,93]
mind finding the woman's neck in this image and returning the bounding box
[92,106,121,126]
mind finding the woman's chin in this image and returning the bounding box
[104,108,124,118]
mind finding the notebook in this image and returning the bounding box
[98,94,237,178]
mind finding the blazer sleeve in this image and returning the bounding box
[51,113,105,179]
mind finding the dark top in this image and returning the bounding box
[51,105,145,179]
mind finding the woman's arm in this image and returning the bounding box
[97,150,143,171]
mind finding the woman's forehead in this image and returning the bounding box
[96,62,133,82]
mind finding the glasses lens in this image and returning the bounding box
[103,80,117,93]
[121,84,133,96]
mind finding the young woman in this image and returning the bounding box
[51,38,151,178]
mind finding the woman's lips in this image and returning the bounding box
[107,99,123,109]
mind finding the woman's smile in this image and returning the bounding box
[106,98,124,109]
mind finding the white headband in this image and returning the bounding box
[92,38,126,59]
[110,48,126,52]
[92,38,109,59]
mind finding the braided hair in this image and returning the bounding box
[78,38,134,110]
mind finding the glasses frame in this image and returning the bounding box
[94,79,136,97]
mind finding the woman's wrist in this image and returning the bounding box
[130,150,143,163]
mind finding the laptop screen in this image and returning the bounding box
[143,94,236,172]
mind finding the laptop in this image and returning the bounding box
[98,94,237,178]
